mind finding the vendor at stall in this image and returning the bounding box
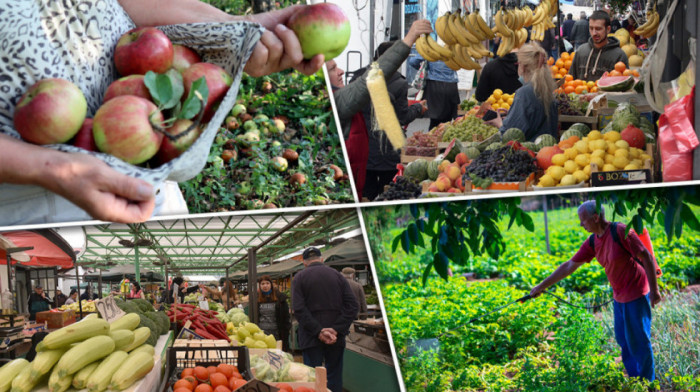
[569,10,628,82]
[127,281,145,299]
[256,275,291,351]
[28,285,51,320]
[64,289,78,305]
[53,288,68,308]
[486,43,558,141]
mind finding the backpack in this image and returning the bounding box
[588,222,662,277]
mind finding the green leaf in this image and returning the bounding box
[434,251,449,280]
[421,262,433,286]
[401,230,411,254]
[521,212,535,232]
[410,204,419,219]
[179,77,209,120]
[680,203,700,231]
[663,205,676,242]
[391,235,401,253]
[632,214,644,236]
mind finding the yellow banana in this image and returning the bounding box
[447,12,479,46]
[465,45,482,60]
[466,13,487,41]
[549,0,558,16]
[498,34,514,57]
[425,34,453,60]
[436,12,457,45]
[469,42,492,58]
[474,11,495,39]
[518,28,528,47]
[645,12,660,37]
[495,9,514,37]
[461,46,482,70]
[416,35,439,62]
[530,6,545,27]
[444,56,462,71]
[452,45,473,68]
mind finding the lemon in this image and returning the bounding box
[501,102,511,110]
[615,140,629,149]
[603,131,621,142]
[583,164,592,176]
[507,97,514,105]
[560,174,577,186]
[606,143,618,155]
[590,156,605,168]
[605,154,615,164]
[573,170,587,183]
[493,89,503,100]
[624,163,640,170]
[492,103,500,110]
[574,154,590,167]
[551,153,568,166]
[640,154,653,162]
[591,149,606,159]
[564,160,578,174]
[574,140,589,154]
[613,155,630,169]
[629,148,641,159]
[614,149,629,159]
[590,140,607,152]
[603,163,617,172]
[538,174,556,187]
[548,166,566,181]
[631,159,643,167]
[588,130,603,140]
[564,147,578,160]
[486,96,496,104]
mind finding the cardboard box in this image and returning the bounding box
[36,310,76,329]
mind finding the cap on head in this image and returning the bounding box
[342,267,356,277]
[35,285,43,290]
[302,247,322,260]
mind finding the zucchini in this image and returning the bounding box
[42,318,110,350]
[29,347,67,380]
[86,350,129,392]
[109,351,155,391]
[10,365,45,392]
[54,335,115,377]
[121,327,150,352]
[109,313,140,332]
[129,344,155,357]
[72,362,99,390]
[48,366,72,392]
[0,359,29,392]
[109,329,135,351]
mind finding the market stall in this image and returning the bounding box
[371,0,698,201]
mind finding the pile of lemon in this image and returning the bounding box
[485,89,515,111]
[537,130,653,187]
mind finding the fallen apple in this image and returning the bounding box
[13,78,87,145]
[71,118,97,152]
[156,119,201,164]
[114,27,174,76]
[182,62,232,120]
[172,44,202,73]
[103,75,151,103]
[286,3,351,60]
[271,156,288,172]
[92,95,164,164]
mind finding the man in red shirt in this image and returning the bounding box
[530,201,660,382]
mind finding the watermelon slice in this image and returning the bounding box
[597,72,635,92]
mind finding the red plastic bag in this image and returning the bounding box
[658,86,698,181]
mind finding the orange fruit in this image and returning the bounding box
[565,74,574,82]
[207,366,218,375]
[210,373,229,389]
[614,61,626,73]
[555,73,564,79]
[561,52,570,60]
[183,376,198,388]
[214,387,231,392]
[275,383,294,392]
[174,379,195,391]
[632,69,640,77]
[586,81,596,89]
[564,60,572,69]
[182,368,195,378]
[229,378,247,390]
[575,85,586,94]
[195,384,213,392]
[547,56,554,65]
[564,86,575,94]
[622,69,633,76]
[216,364,234,378]
[175,388,192,392]
[551,65,559,74]
[555,59,565,68]
[609,70,622,77]
[194,366,209,382]
[591,86,598,92]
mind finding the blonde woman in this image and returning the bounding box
[488,43,559,141]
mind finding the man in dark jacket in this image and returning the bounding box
[350,41,427,201]
[570,12,590,50]
[28,286,51,320]
[562,13,575,42]
[53,288,68,308]
[569,10,628,82]
[474,50,522,102]
[292,247,358,392]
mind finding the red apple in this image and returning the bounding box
[71,118,97,151]
[13,78,87,145]
[92,95,164,164]
[181,62,232,120]
[103,75,151,103]
[114,27,174,76]
[286,3,351,60]
[155,119,202,164]
[172,44,202,73]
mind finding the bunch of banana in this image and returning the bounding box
[633,6,659,38]
[529,0,557,42]
[435,10,494,59]
[492,7,530,57]
[415,33,452,62]
[446,45,482,71]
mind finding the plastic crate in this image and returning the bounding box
[159,346,251,392]
[352,321,384,337]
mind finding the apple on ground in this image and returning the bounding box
[13,78,87,145]
[71,118,97,151]
[156,119,202,165]
[286,3,351,60]
[114,27,174,76]
[181,62,233,120]
[92,95,164,164]
[103,75,151,103]
[172,44,202,73]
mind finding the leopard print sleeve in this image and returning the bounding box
[0,0,262,184]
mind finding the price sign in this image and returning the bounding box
[235,379,279,392]
[95,296,126,323]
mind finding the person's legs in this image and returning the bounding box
[302,345,324,368]
[613,299,640,377]
[362,170,382,201]
[323,344,346,392]
[623,294,655,382]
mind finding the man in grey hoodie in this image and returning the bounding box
[569,10,628,82]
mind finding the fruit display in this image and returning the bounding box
[424,154,472,193]
[229,320,278,349]
[166,303,230,341]
[597,71,636,92]
[484,89,515,111]
[633,5,660,39]
[404,132,439,157]
[250,351,316,384]
[173,362,248,392]
[463,144,537,185]
[59,299,97,313]
[440,115,499,143]
[548,51,573,79]
[374,176,422,201]
[555,93,586,115]
[0,311,161,392]
[557,75,600,95]
[602,103,655,141]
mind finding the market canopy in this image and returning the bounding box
[83,264,164,283]
[0,229,76,268]
[76,209,360,276]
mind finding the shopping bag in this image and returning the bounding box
[410,60,427,92]
[658,86,698,181]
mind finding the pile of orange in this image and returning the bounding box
[548,52,574,79]
[608,61,640,77]
[174,363,247,392]
[556,75,599,94]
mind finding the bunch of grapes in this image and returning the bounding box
[406,132,438,147]
[374,176,422,201]
[464,146,537,182]
[441,115,499,142]
[556,93,585,116]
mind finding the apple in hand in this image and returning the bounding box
[172,44,202,73]
[181,62,232,121]
[13,78,87,145]
[103,75,151,103]
[92,95,164,164]
[155,119,202,164]
[286,3,351,60]
[114,27,174,76]
[70,118,98,151]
